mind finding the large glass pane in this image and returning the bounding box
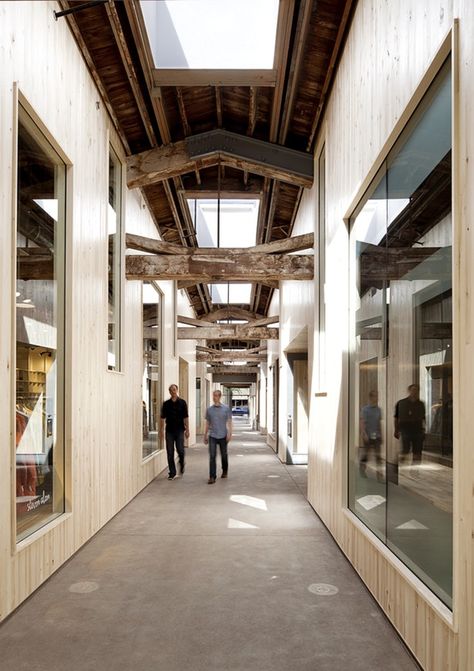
[349,167,388,543]
[16,107,66,541]
[385,60,452,606]
[108,146,122,371]
[349,59,452,607]
[142,282,162,458]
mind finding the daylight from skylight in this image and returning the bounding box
[188,199,259,248]
[208,284,253,304]
[140,0,279,69]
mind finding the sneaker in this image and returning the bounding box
[221,472,228,479]
[208,477,216,484]
[168,475,177,481]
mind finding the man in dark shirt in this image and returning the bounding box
[160,384,189,480]
[394,384,426,464]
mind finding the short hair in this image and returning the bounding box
[368,390,377,398]
[408,384,419,391]
[213,389,222,396]
[169,384,178,392]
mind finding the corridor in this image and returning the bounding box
[0,420,418,671]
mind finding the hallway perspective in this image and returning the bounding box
[0,419,418,671]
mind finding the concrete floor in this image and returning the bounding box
[0,419,420,671]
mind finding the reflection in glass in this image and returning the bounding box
[349,59,453,606]
[16,107,66,541]
[142,282,162,458]
[108,147,122,371]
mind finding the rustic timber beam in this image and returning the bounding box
[177,279,280,291]
[196,344,267,355]
[126,253,313,282]
[177,315,216,328]
[209,366,260,376]
[197,353,267,363]
[151,69,277,89]
[359,245,449,283]
[247,316,279,328]
[126,130,314,190]
[178,326,279,340]
[198,308,264,322]
[125,232,313,256]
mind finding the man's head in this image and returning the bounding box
[368,390,378,405]
[408,384,420,400]
[169,384,179,400]
[212,390,222,405]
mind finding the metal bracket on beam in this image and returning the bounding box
[185,130,313,186]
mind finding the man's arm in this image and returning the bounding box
[360,411,368,443]
[226,409,233,443]
[160,417,165,440]
[394,402,400,439]
[204,419,209,445]
[183,401,190,439]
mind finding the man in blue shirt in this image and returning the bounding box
[204,390,232,484]
[359,390,383,479]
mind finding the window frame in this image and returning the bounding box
[106,142,125,373]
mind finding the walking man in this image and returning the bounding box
[359,390,383,479]
[394,384,426,464]
[160,384,189,480]
[204,390,232,484]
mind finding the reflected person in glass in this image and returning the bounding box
[394,384,426,465]
[359,390,383,480]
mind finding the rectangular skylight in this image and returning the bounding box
[208,284,252,304]
[188,198,259,248]
[140,0,279,69]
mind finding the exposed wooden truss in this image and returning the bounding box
[197,353,266,363]
[196,345,267,355]
[127,130,314,190]
[197,308,264,322]
[209,366,260,376]
[126,232,313,256]
[178,326,278,341]
[126,253,313,282]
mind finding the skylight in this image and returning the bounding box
[140,0,279,69]
[208,284,253,304]
[188,198,259,248]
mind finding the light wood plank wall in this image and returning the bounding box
[300,1,474,669]
[0,1,198,621]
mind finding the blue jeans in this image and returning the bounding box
[166,430,185,477]
[209,436,228,479]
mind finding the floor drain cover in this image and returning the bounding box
[308,583,339,596]
[69,581,99,594]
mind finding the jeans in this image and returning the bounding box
[209,436,228,479]
[166,430,185,477]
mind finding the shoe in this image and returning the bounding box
[168,475,177,481]
[221,473,228,479]
[208,478,216,484]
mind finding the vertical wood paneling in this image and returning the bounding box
[0,0,199,621]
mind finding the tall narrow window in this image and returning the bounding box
[108,146,123,371]
[142,282,163,458]
[15,106,66,541]
[348,59,453,607]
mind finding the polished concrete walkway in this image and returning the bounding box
[0,420,419,671]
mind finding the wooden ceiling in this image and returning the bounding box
[60,0,354,316]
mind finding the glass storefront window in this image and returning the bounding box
[348,59,453,607]
[15,106,66,541]
[142,282,163,458]
[108,146,123,371]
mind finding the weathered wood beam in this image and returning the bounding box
[248,86,258,136]
[215,87,223,128]
[17,259,54,281]
[359,245,449,282]
[209,366,260,376]
[270,0,295,142]
[196,344,267,355]
[197,353,267,363]
[177,315,216,328]
[178,326,279,340]
[247,315,279,328]
[126,232,313,256]
[126,253,313,282]
[151,69,277,89]
[177,279,280,291]
[198,308,264,322]
[126,131,314,190]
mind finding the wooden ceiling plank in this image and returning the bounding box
[105,1,158,146]
[270,0,295,143]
